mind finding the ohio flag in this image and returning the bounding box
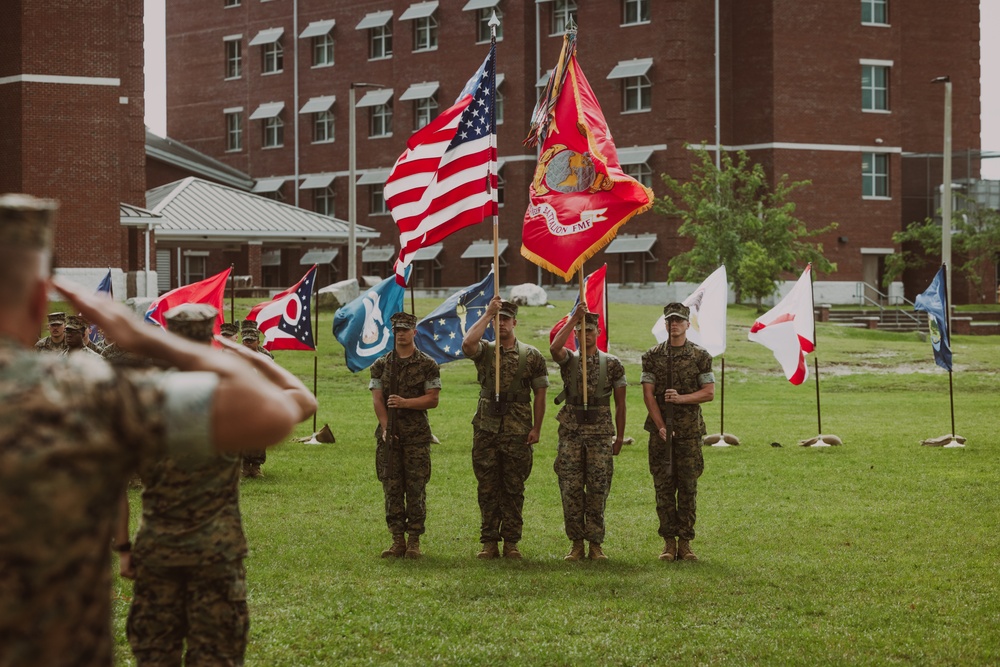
[246,266,317,351]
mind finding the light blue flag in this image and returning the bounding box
[332,276,406,373]
[913,265,952,371]
[415,270,496,364]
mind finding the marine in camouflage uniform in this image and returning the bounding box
[369,311,441,559]
[121,304,250,667]
[550,308,627,561]
[641,302,715,562]
[461,297,548,560]
[34,310,68,352]
[239,324,270,478]
[64,315,102,358]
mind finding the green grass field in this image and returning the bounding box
[109,299,999,665]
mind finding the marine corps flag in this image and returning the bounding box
[521,32,653,280]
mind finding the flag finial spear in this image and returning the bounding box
[488,10,500,29]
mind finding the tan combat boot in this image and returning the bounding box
[588,542,608,561]
[564,539,585,561]
[502,542,522,559]
[659,537,677,561]
[404,534,422,559]
[677,539,698,561]
[477,541,500,559]
[381,534,406,558]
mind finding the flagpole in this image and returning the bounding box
[942,262,956,437]
[809,263,822,435]
[579,266,588,407]
[720,356,725,434]
[312,276,319,432]
[489,12,501,402]
[229,263,235,323]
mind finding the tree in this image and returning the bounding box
[654,147,837,305]
[884,196,1000,303]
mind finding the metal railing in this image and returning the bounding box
[854,282,920,325]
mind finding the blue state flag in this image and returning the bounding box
[415,270,496,364]
[914,265,952,371]
[332,276,406,373]
[89,269,114,345]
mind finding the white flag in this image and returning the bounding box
[747,265,815,385]
[652,265,728,357]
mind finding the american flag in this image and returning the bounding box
[385,43,497,286]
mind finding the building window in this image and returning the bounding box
[370,185,388,214]
[414,15,438,51]
[411,261,442,288]
[478,7,503,43]
[370,104,392,137]
[224,0,240,7]
[552,0,577,35]
[314,111,334,143]
[263,188,285,203]
[623,0,649,25]
[315,187,335,216]
[183,254,208,283]
[619,252,655,284]
[495,86,504,125]
[862,0,888,24]
[862,64,889,111]
[313,33,334,67]
[624,162,653,189]
[370,24,392,59]
[496,169,505,206]
[263,115,284,147]
[862,153,889,198]
[415,96,438,130]
[225,38,242,79]
[624,75,651,112]
[263,39,283,74]
[225,111,243,151]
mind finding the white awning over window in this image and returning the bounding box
[355,11,393,30]
[356,88,394,108]
[617,146,656,165]
[363,245,397,263]
[301,248,339,265]
[411,243,443,262]
[604,233,657,254]
[399,1,438,21]
[249,101,285,120]
[356,169,391,186]
[249,27,284,46]
[252,177,287,194]
[300,174,336,190]
[496,73,505,88]
[461,239,507,259]
[607,58,653,80]
[299,19,335,39]
[299,95,336,114]
[463,0,500,10]
[399,81,439,101]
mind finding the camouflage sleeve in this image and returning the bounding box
[467,340,489,361]
[160,371,219,460]
[528,348,549,389]
[640,349,656,385]
[368,356,385,391]
[697,349,715,386]
[609,356,628,387]
[422,355,442,392]
[556,350,574,368]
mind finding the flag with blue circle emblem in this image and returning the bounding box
[914,265,952,371]
[332,275,406,372]
[415,269,495,364]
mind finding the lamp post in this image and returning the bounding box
[932,75,952,324]
[348,82,382,283]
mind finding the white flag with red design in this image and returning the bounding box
[747,264,815,385]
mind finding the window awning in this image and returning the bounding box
[301,249,340,265]
[399,81,440,101]
[400,1,438,21]
[536,69,552,87]
[300,174,336,190]
[496,73,505,88]
[299,19,335,39]
[363,245,397,263]
[463,0,500,10]
[261,250,282,267]
[356,169,391,186]
[607,58,653,80]
[617,146,656,165]
[299,95,336,114]
[252,177,287,194]
[249,27,284,46]
[411,243,443,262]
[461,239,507,259]
[604,234,657,254]
[356,10,393,30]
[356,88,394,108]
[249,102,285,120]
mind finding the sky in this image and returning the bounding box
[142,0,1000,177]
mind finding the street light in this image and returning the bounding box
[348,82,382,283]
[932,75,952,324]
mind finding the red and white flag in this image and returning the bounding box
[653,265,728,357]
[549,264,608,352]
[246,266,317,351]
[747,265,815,385]
[385,44,497,286]
[144,267,230,333]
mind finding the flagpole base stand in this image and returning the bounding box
[799,434,843,447]
[292,424,336,445]
[921,434,966,447]
[703,433,740,447]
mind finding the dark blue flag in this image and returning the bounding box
[415,270,496,364]
[914,265,952,371]
[332,276,406,372]
[89,269,113,345]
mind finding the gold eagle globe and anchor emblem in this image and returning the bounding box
[533,144,613,196]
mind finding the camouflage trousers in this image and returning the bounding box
[648,434,704,541]
[376,438,431,536]
[127,559,249,667]
[554,426,615,543]
[472,429,534,543]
